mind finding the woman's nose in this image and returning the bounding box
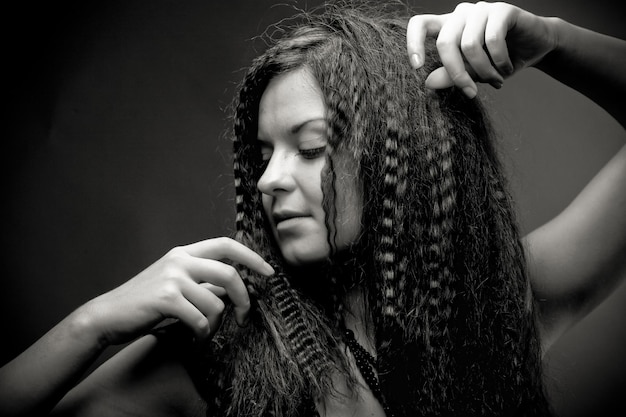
[257,152,296,195]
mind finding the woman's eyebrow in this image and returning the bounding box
[291,118,327,134]
[257,118,326,142]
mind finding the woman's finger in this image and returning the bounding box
[406,13,445,69]
[484,5,515,76]
[460,6,504,87]
[199,282,228,298]
[182,238,274,277]
[434,8,477,98]
[425,65,484,90]
[179,279,226,333]
[184,257,250,326]
[158,288,212,341]
[424,66,454,89]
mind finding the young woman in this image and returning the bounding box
[1,1,625,416]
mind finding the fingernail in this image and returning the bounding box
[195,319,211,342]
[492,80,503,89]
[410,53,422,69]
[462,85,477,99]
[262,262,275,276]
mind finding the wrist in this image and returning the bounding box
[67,302,111,352]
[534,16,565,71]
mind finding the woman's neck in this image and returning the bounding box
[343,287,376,358]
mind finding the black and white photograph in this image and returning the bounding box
[2,1,625,416]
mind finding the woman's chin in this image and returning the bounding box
[279,245,330,268]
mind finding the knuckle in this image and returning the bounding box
[460,39,481,55]
[167,246,185,257]
[214,237,235,255]
[408,15,421,26]
[450,70,469,83]
[215,236,232,247]
[495,2,517,19]
[213,297,226,313]
[158,281,181,303]
[435,37,454,50]
[408,13,434,26]
[484,34,501,48]
[196,317,210,332]
[161,251,189,274]
[494,2,509,10]
[224,265,241,282]
[165,247,187,265]
[454,2,471,12]
[160,261,185,281]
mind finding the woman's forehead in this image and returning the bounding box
[257,68,326,141]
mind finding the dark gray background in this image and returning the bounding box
[3,1,625,416]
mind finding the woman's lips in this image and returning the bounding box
[273,210,308,224]
[273,212,311,230]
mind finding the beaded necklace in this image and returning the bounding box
[343,329,394,417]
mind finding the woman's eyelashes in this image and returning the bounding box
[258,144,327,163]
[297,145,326,159]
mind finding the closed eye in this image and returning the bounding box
[298,146,326,159]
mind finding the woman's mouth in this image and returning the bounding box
[273,211,311,230]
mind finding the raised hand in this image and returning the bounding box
[407,1,558,97]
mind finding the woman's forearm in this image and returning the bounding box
[0,236,270,416]
[0,305,106,416]
[536,17,626,128]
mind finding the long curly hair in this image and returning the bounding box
[196,2,552,416]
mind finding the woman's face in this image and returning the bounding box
[256,67,361,266]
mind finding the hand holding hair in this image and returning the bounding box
[0,237,273,416]
[87,237,274,345]
[407,2,557,97]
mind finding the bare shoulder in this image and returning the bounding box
[52,328,207,417]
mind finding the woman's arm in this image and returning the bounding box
[526,145,626,351]
[521,18,626,351]
[0,238,273,416]
[406,2,626,352]
[0,308,106,416]
[51,333,206,417]
[535,19,626,128]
